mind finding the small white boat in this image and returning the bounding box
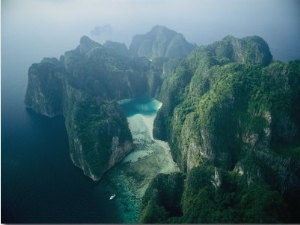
[109,194,116,200]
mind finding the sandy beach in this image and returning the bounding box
[127,113,156,140]
[105,97,178,222]
[121,99,179,196]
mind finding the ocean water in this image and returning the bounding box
[1,70,174,223]
[1,75,123,223]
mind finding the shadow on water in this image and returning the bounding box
[2,107,123,223]
[2,87,162,223]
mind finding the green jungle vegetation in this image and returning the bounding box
[25,26,300,222]
[148,35,300,223]
[140,163,289,223]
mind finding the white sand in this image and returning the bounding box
[130,114,154,135]
[104,98,179,223]
[120,99,179,198]
[138,100,162,140]
[123,101,162,162]
[122,114,155,163]
[125,100,162,142]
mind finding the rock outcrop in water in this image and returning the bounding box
[25,26,300,222]
[25,27,195,181]
[25,37,144,181]
[25,49,134,180]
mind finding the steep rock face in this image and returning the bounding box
[64,96,133,181]
[25,27,191,180]
[24,28,300,222]
[180,164,289,223]
[79,35,101,55]
[25,57,65,117]
[139,172,186,223]
[210,35,273,66]
[129,25,196,60]
[154,35,290,171]
[150,35,300,222]
[25,37,152,181]
[103,40,130,57]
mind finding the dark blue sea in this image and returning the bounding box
[1,72,124,223]
[1,53,165,223]
[2,27,299,223]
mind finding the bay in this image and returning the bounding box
[1,74,122,223]
[1,71,178,223]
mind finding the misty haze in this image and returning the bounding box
[2,0,300,223]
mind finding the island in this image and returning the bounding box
[25,25,300,223]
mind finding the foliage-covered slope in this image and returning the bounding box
[25,36,151,180]
[144,36,300,223]
[24,27,300,222]
[24,27,192,181]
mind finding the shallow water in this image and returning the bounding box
[103,96,179,223]
[118,95,162,117]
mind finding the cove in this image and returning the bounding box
[2,88,178,223]
[96,95,179,223]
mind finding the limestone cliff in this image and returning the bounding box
[24,28,300,222]
[25,36,146,181]
[129,25,196,60]
[149,36,300,223]
[24,27,192,181]
[154,35,284,170]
